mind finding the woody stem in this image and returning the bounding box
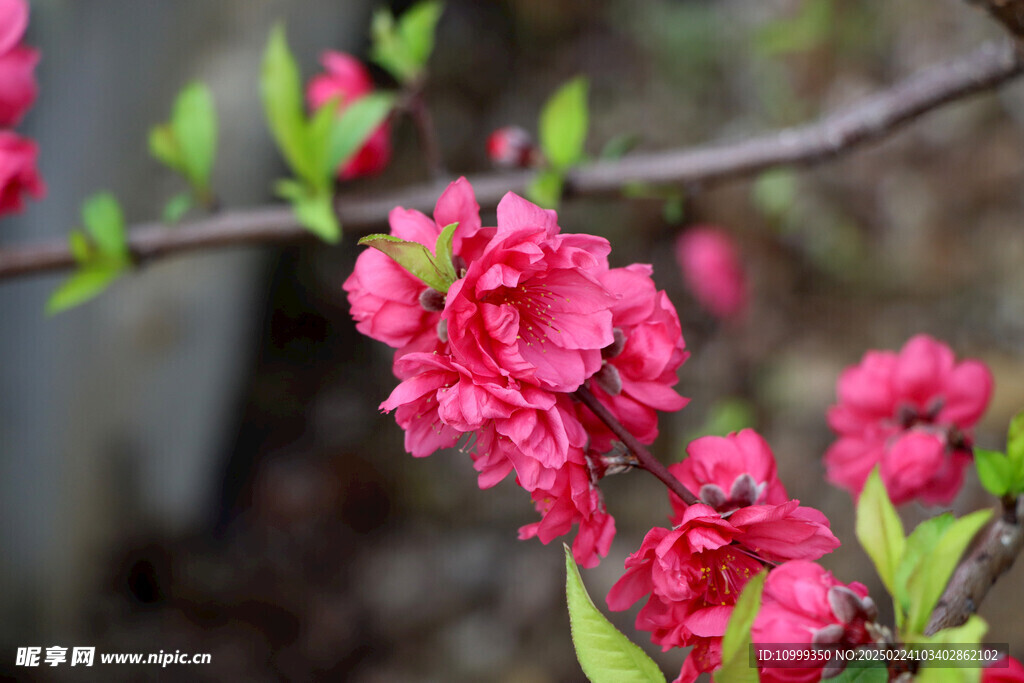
[574,385,699,506]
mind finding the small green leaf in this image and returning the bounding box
[905,509,992,636]
[894,513,954,628]
[915,615,988,683]
[68,230,91,264]
[433,222,458,283]
[752,169,798,218]
[714,570,765,683]
[262,24,316,184]
[539,77,589,169]
[171,81,217,192]
[46,264,123,315]
[162,192,193,224]
[526,168,564,209]
[398,1,443,70]
[600,132,641,160]
[325,92,395,176]
[291,191,340,243]
[826,664,889,683]
[1008,411,1024,491]
[974,448,1012,497]
[148,124,183,173]
[855,467,905,599]
[662,195,685,225]
[274,178,307,202]
[564,546,666,683]
[358,234,452,292]
[370,2,443,84]
[306,96,340,193]
[755,0,834,57]
[82,193,127,261]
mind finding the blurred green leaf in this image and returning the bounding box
[306,96,340,193]
[527,168,564,209]
[714,570,765,683]
[753,169,798,218]
[855,468,905,600]
[325,92,395,177]
[1008,411,1024,490]
[82,193,127,261]
[148,124,183,173]
[68,230,91,265]
[755,0,834,57]
[564,546,665,683]
[171,81,217,193]
[915,616,988,683]
[600,133,641,160]
[162,192,193,224]
[662,196,685,225]
[291,191,340,244]
[827,665,888,682]
[47,264,123,315]
[371,1,444,84]
[539,77,589,169]
[975,448,1012,497]
[358,233,454,292]
[262,24,316,184]
[905,509,991,636]
[894,513,954,628]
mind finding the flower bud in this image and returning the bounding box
[487,126,536,168]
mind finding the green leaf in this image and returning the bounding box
[752,169,798,218]
[662,195,685,225]
[82,193,128,261]
[433,222,458,283]
[358,233,453,292]
[46,264,123,315]
[171,81,217,192]
[398,1,443,70]
[755,0,834,57]
[68,230,91,264]
[1008,411,1024,491]
[826,664,889,683]
[148,124,183,173]
[600,132,641,160]
[274,178,307,202]
[915,615,988,683]
[539,77,589,169]
[714,570,765,683]
[904,509,992,636]
[262,24,316,184]
[370,1,443,84]
[162,192,193,224]
[291,191,340,243]
[325,92,395,176]
[894,513,954,628]
[974,448,1012,497]
[564,546,666,683]
[855,467,905,599]
[526,168,564,209]
[306,96,340,193]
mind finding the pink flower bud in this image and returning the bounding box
[486,126,535,168]
[306,51,391,180]
[0,131,44,216]
[675,226,748,320]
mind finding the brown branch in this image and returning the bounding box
[926,494,1024,634]
[969,0,1024,40]
[2,40,1023,281]
[574,385,699,506]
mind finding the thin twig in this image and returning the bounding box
[574,385,699,506]
[1,41,1022,281]
[926,494,1024,634]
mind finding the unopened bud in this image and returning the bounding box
[729,473,759,507]
[487,126,536,168]
[602,328,627,359]
[698,483,728,510]
[419,287,446,312]
[593,363,623,396]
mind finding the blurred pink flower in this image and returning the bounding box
[486,125,535,168]
[825,334,993,505]
[579,264,690,451]
[984,656,1024,682]
[609,431,838,682]
[752,560,877,683]
[0,130,43,215]
[0,0,37,129]
[675,226,747,320]
[306,51,391,179]
[444,192,616,393]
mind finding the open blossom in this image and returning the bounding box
[984,656,1024,682]
[608,430,838,682]
[0,131,44,215]
[579,264,689,451]
[752,560,877,683]
[825,334,993,505]
[0,0,37,128]
[675,226,747,320]
[307,51,391,179]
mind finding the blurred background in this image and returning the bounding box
[2,0,1024,680]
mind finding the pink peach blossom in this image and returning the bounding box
[752,560,877,683]
[825,334,993,505]
[675,226,747,320]
[443,192,616,393]
[0,131,43,215]
[0,0,38,129]
[983,656,1024,682]
[307,51,391,179]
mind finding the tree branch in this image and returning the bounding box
[2,41,1022,281]
[926,494,1024,634]
[574,385,699,506]
[969,0,1024,41]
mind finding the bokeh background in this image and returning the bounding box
[3,0,1024,680]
